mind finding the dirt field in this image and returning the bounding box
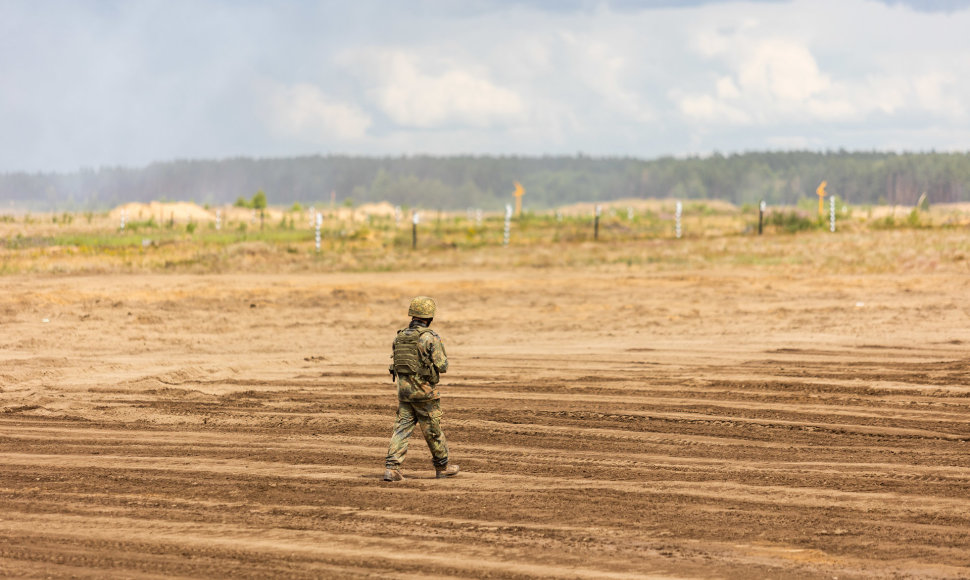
[2,230,970,578]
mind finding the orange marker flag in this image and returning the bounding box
[816,180,827,216]
[513,182,525,216]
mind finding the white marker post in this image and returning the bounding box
[120,209,127,231]
[830,195,836,232]
[475,208,483,228]
[758,200,766,235]
[627,207,634,221]
[675,201,683,239]
[315,212,322,252]
[503,204,512,246]
[216,209,222,231]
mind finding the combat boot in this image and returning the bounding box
[435,463,460,478]
[383,468,404,482]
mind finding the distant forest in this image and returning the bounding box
[2,151,969,211]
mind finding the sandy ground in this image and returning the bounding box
[2,258,970,578]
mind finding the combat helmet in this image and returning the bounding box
[408,296,436,318]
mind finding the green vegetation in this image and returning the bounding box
[234,190,269,209]
[252,190,267,210]
[0,201,966,276]
[765,210,819,233]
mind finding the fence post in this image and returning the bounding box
[758,200,765,235]
[503,204,512,246]
[315,212,322,252]
[412,212,420,249]
[594,205,601,240]
[830,196,836,232]
[675,201,682,239]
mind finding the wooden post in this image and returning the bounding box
[412,212,419,249]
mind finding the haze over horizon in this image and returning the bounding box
[3,0,970,174]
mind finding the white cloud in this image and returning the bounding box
[735,39,830,102]
[357,51,526,128]
[676,93,750,124]
[803,97,859,121]
[557,32,655,123]
[676,0,970,133]
[715,76,741,99]
[854,76,908,115]
[765,135,823,149]
[679,28,836,124]
[912,72,966,117]
[692,18,760,58]
[268,84,372,141]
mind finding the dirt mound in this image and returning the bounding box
[111,202,214,222]
[357,202,396,217]
[302,202,397,222]
[110,202,302,225]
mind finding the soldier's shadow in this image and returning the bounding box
[360,472,439,480]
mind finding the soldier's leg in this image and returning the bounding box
[414,399,449,469]
[385,402,418,469]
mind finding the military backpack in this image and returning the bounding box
[392,327,434,377]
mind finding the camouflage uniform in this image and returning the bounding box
[384,298,453,475]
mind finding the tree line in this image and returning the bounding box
[2,151,969,211]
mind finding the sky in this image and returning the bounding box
[2,0,970,173]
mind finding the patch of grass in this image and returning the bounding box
[868,211,930,230]
[765,210,819,233]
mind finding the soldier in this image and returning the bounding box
[383,296,460,481]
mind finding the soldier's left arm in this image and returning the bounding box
[429,334,448,373]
